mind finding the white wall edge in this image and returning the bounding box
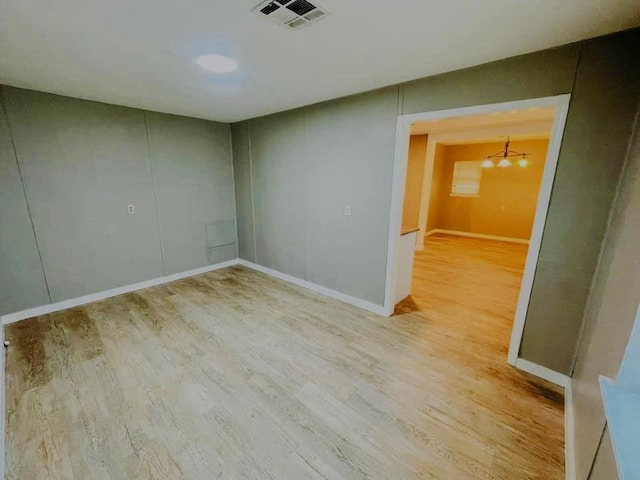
[564,379,576,480]
[237,260,389,317]
[1,259,241,325]
[515,357,571,388]
[429,229,530,244]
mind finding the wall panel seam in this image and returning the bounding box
[586,425,608,480]
[228,124,240,257]
[142,111,167,275]
[247,122,258,263]
[0,88,52,303]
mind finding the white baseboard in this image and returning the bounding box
[427,229,530,245]
[565,379,576,480]
[1,259,240,325]
[237,260,388,316]
[2,257,389,324]
[515,358,570,388]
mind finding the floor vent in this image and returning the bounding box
[253,0,329,30]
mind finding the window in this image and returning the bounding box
[451,160,482,196]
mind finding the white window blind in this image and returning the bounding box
[451,160,482,196]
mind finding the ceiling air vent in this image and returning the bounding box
[253,0,329,30]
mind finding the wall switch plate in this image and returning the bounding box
[344,205,351,216]
[127,204,135,214]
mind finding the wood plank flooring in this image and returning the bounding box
[5,234,564,479]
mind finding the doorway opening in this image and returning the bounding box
[384,95,570,370]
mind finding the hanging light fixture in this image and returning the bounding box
[481,136,531,168]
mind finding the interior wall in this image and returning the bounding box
[426,144,446,233]
[233,28,640,375]
[401,134,427,229]
[145,111,236,274]
[0,89,50,314]
[427,139,548,240]
[0,86,237,313]
[231,121,256,263]
[570,104,640,480]
[587,427,616,480]
[520,29,640,373]
[233,87,398,305]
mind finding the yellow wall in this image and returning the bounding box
[428,139,549,240]
[401,134,427,228]
[426,143,446,233]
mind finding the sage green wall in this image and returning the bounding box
[233,28,640,375]
[233,88,398,304]
[0,86,236,312]
[231,122,256,262]
[303,89,398,302]
[587,427,616,480]
[0,90,50,313]
[145,111,236,274]
[521,30,640,373]
[570,104,640,480]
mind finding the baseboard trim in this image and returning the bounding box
[427,229,530,245]
[1,259,240,325]
[564,379,576,480]
[237,260,388,316]
[515,358,570,387]
[2,257,389,324]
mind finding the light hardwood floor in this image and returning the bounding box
[5,234,564,479]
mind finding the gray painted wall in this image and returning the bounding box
[303,89,398,303]
[0,86,236,313]
[145,111,236,274]
[0,91,50,313]
[587,427,617,480]
[521,30,640,372]
[571,103,640,480]
[232,28,640,375]
[233,88,398,304]
[231,122,256,262]
[251,109,308,280]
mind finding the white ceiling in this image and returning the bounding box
[411,107,554,145]
[1,0,638,123]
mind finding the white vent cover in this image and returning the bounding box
[253,0,328,29]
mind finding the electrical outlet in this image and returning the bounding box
[344,205,351,216]
[127,204,135,214]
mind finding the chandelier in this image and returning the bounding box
[481,136,530,168]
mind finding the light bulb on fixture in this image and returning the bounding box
[497,158,512,168]
[481,159,494,168]
[518,157,528,168]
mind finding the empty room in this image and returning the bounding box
[1,2,639,479]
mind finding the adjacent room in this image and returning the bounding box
[395,108,554,368]
[1,2,639,479]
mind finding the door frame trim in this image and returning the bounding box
[383,94,571,366]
